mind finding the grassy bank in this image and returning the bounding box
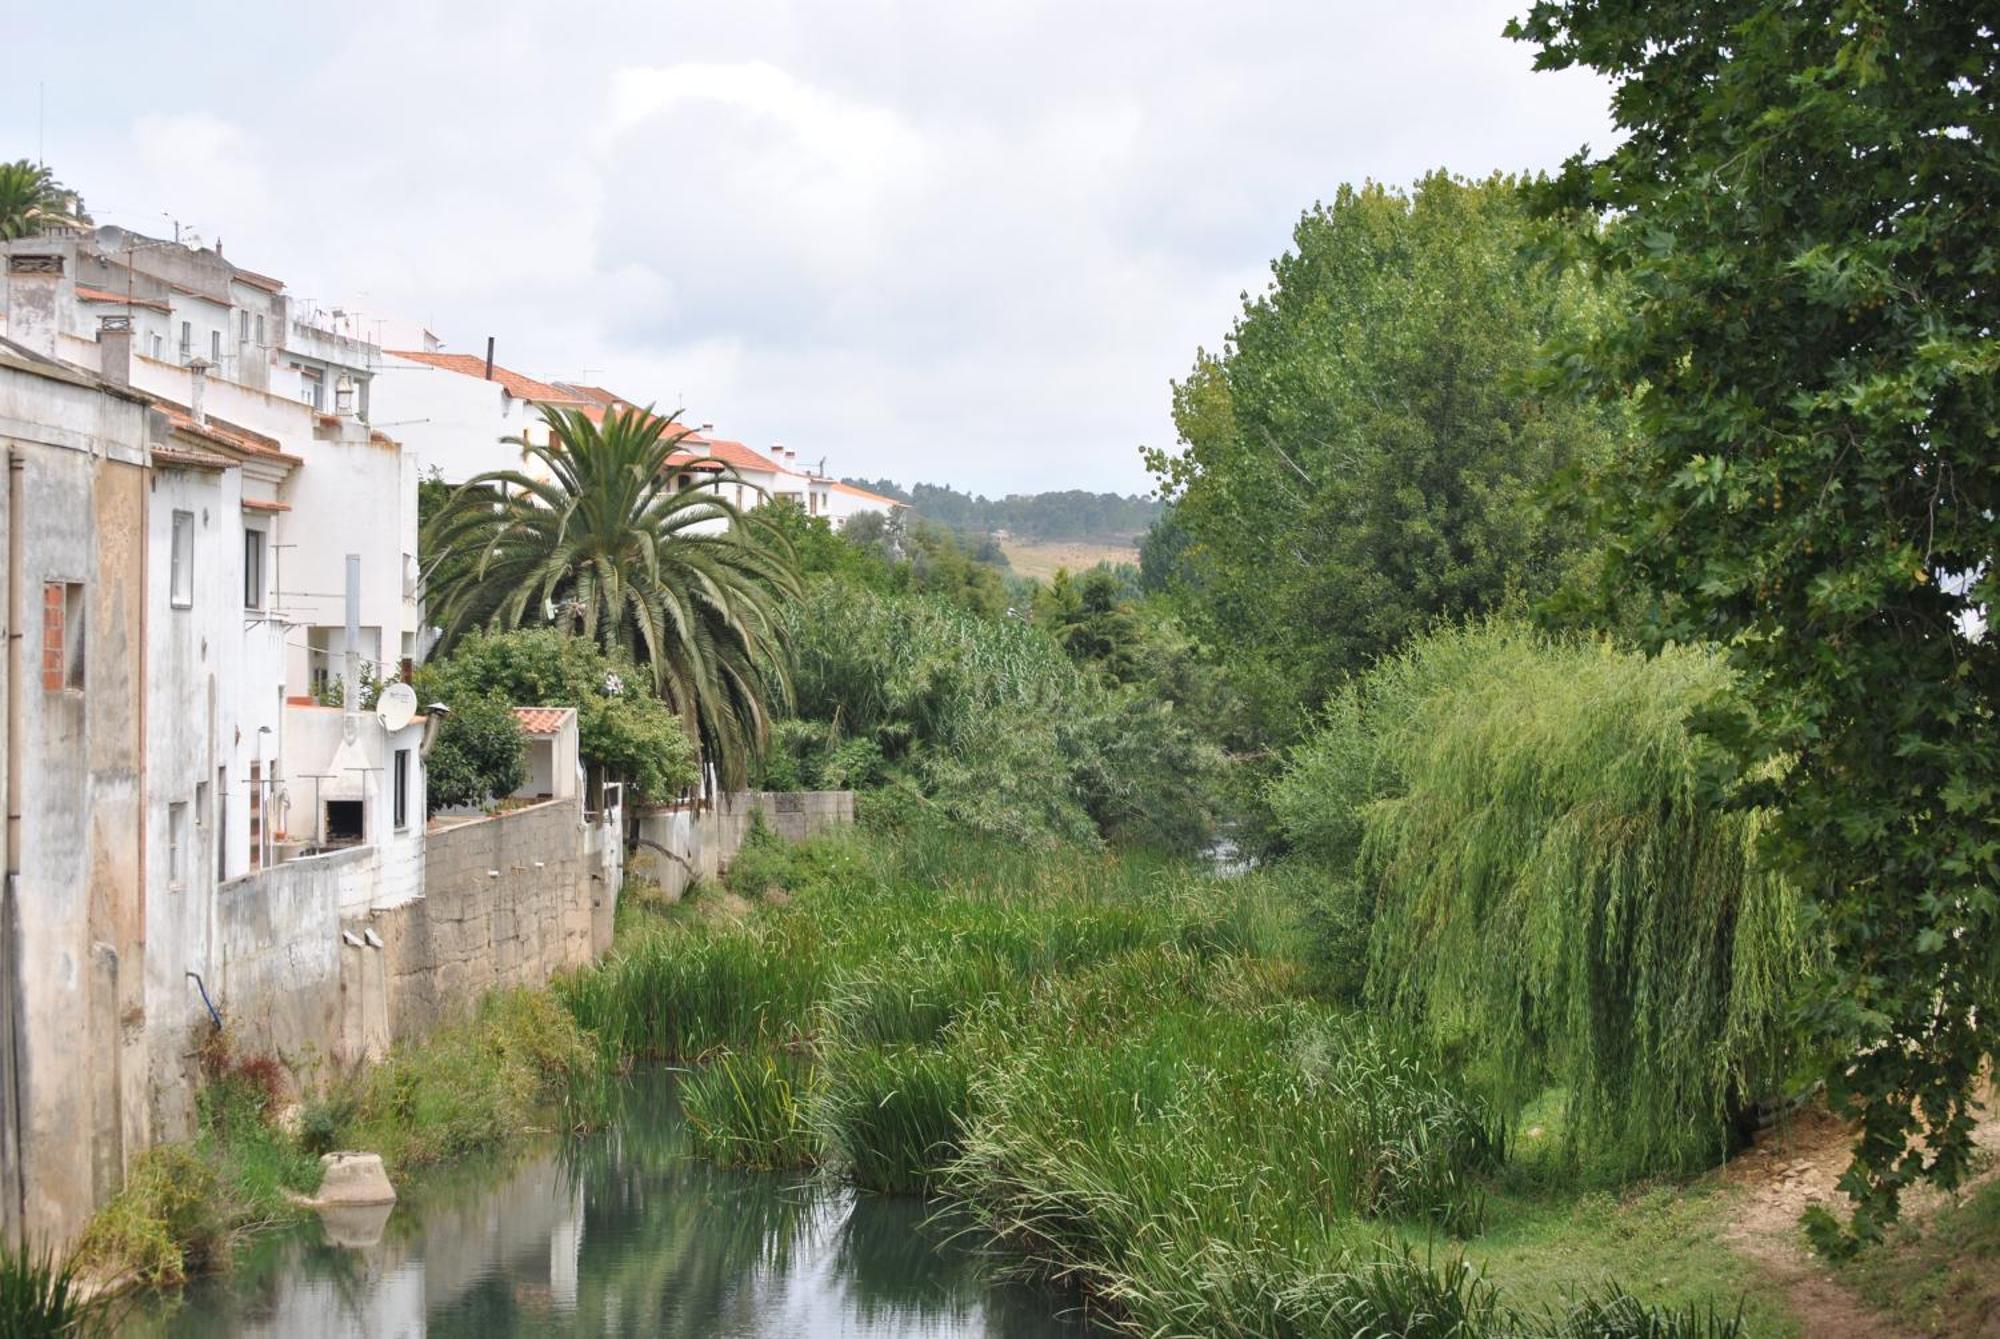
[564,818,1787,1338]
[67,988,608,1293]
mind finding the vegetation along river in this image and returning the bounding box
[122,1067,1098,1337]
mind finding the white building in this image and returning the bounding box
[371,346,596,485]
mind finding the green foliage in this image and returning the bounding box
[1145,172,1626,741]
[0,161,88,240]
[781,580,1220,850]
[0,1239,104,1337]
[422,404,797,790]
[1033,566,1141,682]
[680,1052,817,1171]
[327,989,609,1173]
[1277,622,1816,1177]
[814,1043,971,1194]
[416,628,696,804]
[873,481,1161,545]
[75,1146,225,1287]
[419,692,525,815]
[1509,0,2000,1231]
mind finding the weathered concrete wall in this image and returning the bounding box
[216,847,363,1082]
[628,791,855,900]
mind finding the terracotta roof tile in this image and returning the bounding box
[830,481,902,506]
[512,706,573,735]
[150,445,233,471]
[155,403,303,466]
[76,284,171,314]
[242,496,291,513]
[387,350,591,406]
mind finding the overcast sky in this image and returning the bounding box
[7,2,1613,495]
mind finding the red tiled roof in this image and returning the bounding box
[230,268,285,294]
[150,445,232,471]
[242,496,291,513]
[692,437,783,475]
[831,481,902,507]
[665,451,725,472]
[76,284,171,314]
[512,706,573,735]
[555,383,630,408]
[155,404,303,466]
[387,350,591,406]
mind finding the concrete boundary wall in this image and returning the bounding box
[628,790,855,900]
[213,790,842,1085]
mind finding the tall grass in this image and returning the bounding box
[0,1241,104,1337]
[681,1052,817,1170]
[814,1044,971,1194]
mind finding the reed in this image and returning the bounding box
[813,1043,971,1194]
[680,1052,818,1170]
[0,1241,105,1337]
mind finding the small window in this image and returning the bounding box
[244,529,265,609]
[168,802,189,889]
[196,780,211,828]
[254,313,265,346]
[238,311,250,342]
[393,749,411,831]
[178,320,191,362]
[170,511,194,608]
[149,332,163,359]
[300,369,324,410]
[210,330,222,363]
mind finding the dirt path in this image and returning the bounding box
[1721,1104,2000,1338]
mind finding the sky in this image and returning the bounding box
[6,2,1615,496]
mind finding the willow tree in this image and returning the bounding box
[423,405,799,792]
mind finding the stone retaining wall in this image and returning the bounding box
[629,790,855,900]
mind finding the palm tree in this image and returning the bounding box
[423,404,800,793]
[0,161,87,240]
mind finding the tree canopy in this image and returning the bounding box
[422,405,798,791]
[1512,0,2000,1233]
[0,160,88,240]
[1143,172,1627,738]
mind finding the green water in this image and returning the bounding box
[122,1069,1099,1337]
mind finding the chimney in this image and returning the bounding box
[4,253,65,359]
[96,315,133,388]
[187,357,214,425]
[699,422,714,436]
[484,336,495,381]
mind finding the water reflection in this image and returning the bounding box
[123,1070,1096,1338]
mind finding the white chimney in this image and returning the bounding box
[187,357,215,425]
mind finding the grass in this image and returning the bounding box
[0,1240,108,1337]
[1837,1174,2000,1335]
[568,818,1763,1338]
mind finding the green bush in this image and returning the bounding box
[814,1044,971,1194]
[422,692,525,814]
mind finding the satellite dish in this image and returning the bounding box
[376,682,419,732]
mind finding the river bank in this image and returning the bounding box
[59,818,1985,1336]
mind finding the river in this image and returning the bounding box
[121,1068,1100,1337]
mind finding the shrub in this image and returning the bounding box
[74,1146,222,1286]
[422,692,525,814]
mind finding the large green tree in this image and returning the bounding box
[1144,172,1625,738]
[1510,0,1999,1230]
[423,405,798,791]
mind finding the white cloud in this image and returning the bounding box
[13,1,1616,493]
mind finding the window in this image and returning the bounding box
[216,767,227,873]
[393,749,411,831]
[170,511,194,608]
[210,330,222,363]
[238,311,250,342]
[149,333,163,360]
[244,529,265,609]
[254,314,265,346]
[178,321,191,363]
[41,581,84,692]
[300,369,324,410]
[196,780,211,829]
[168,802,189,889]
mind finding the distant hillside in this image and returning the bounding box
[842,479,1162,545]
